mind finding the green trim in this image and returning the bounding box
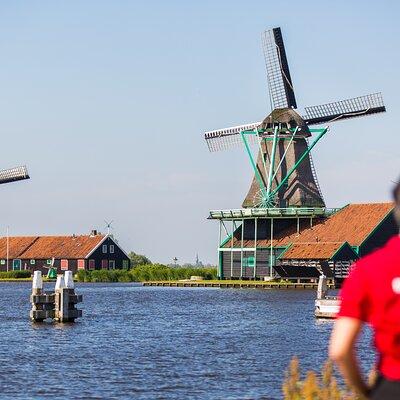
[277,243,293,259]
[220,234,232,248]
[271,128,328,197]
[359,207,395,251]
[240,131,267,199]
[218,251,223,279]
[331,241,359,260]
[266,126,279,196]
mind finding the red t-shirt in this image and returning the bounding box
[338,235,400,380]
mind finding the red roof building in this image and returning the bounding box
[215,203,397,280]
[0,231,130,273]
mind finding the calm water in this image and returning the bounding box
[0,283,374,399]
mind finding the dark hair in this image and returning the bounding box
[394,180,400,205]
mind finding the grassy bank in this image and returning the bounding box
[0,270,31,280]
[75,264,218,283]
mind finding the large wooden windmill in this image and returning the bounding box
[204,27,386,208]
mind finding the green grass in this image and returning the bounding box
[75,264,218,283]
[0,270,31,279]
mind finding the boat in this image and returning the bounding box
[314,275,340,318]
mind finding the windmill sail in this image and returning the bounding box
[204,122,260,152]
[262,27,297,110]
[303,93,386,125]
[0,166,29,185]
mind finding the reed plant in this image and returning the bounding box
[75,264,218,283]
[282,357,373,400]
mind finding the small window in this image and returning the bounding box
[77,259,85,270]
[102,245,107,254]
[110,245,114,254]
[123,260,129,269]
[101,259,108,269]
[243,256,255,267]
[46,259,52,265]
[30,259,35,265]
[89,259,95,270]
[109,260,115,269]
[61,259,68,270]
[0,260,5,265]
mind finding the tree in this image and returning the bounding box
[129,252,152,267]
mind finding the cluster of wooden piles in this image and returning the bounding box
[30,271,82,322]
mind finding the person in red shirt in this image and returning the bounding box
[329,181,400,399]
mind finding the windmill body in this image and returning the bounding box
[242,108,325,208]
[205,27,389,281]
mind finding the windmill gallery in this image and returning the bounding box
[204,27,397,283]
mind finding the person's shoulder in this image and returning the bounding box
[354,236,400,274]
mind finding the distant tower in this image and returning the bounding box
[195,253,200,267]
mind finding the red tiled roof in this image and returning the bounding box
[0,235,105,259]
[0,237,39,259]
[224,203,394,249]
[280,242,346,260]
[289,203,394,246]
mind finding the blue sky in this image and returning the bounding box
[0,1,398,264]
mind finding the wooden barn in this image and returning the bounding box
[0,230,130,274]
[211,203,398,281]
[276,242,358,280]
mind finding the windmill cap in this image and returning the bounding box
[258,108,311,137]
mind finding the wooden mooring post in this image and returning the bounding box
[30,271,82,323]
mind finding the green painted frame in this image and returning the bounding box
[240,127,328,207]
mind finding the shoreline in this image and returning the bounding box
[0,279,334,289]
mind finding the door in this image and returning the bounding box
[109,260,115,269]
[13,259,21,271]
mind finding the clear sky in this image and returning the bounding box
[0,1,399,264]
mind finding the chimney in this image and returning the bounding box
[90,229,98,237]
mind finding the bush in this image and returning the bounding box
[129,264,217,282]
[0,270,31,279]
[74,265,218,282]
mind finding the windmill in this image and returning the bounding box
[104,220,114,235]
[204,27,386,208]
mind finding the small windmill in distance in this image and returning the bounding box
[104,220,114,236]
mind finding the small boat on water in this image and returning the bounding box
[314,275,340,318]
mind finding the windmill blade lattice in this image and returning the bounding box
[204,122,261,152]
[0,166,29,185]
[262,28,297,110]
[303,93,386,125]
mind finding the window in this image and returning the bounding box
[46,259,52,265]
[77,259,85,270]
[102,245,107,254]
[123,260,129,269]
[88,259,95,270]
[110,245,114,254]
[109,260,115,269]
[243,256,255,267]
[101,259,108,269]
[30,259,35,265]
[61,259,68,270]
[0,260,5,265]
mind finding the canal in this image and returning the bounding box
[0,283,374,399]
